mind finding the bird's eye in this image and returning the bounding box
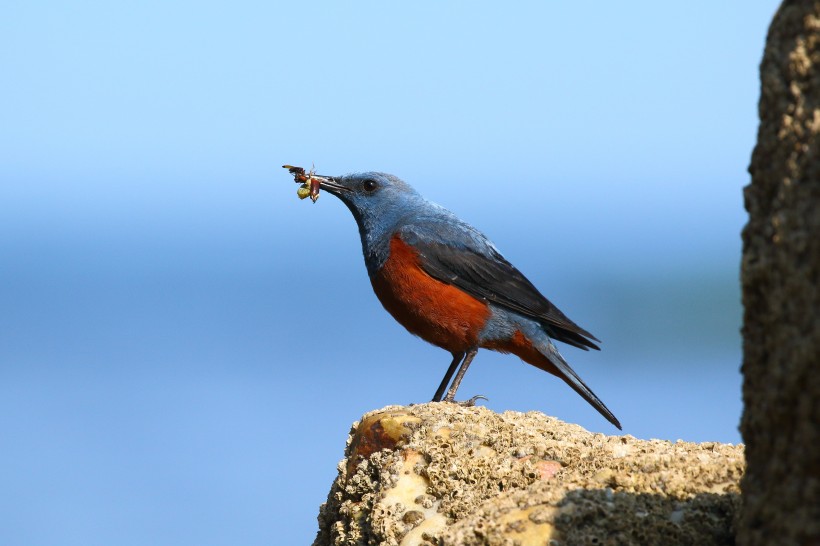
[362,179,378,193]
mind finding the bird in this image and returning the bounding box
[308,171,621,429]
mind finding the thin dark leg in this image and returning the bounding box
[443,348,478,402]
[432,352,464,402]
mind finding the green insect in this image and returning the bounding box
[296,184,312,200]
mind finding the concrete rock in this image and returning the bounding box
[313,404,743,546]
[740,1,820,544]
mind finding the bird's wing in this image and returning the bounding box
[398,222,600,350]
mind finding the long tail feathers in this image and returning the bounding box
[543,342,622,430]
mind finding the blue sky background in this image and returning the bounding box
[1,2,777,544]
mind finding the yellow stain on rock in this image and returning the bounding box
[375,449,447,546]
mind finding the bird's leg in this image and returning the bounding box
[432,352,464,402]
[442,348,478,403]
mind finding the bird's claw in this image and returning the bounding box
[442,394,488,407]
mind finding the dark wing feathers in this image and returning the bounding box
[406,235,600,351]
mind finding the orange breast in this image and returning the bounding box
[371,235,491,353]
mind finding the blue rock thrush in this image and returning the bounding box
[310,171,620,429]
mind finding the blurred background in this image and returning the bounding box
[1,1,776,544]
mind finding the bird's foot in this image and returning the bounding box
[440,394,488,407]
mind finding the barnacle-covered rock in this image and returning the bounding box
[313,404,744,546]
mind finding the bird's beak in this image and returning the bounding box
[315,176,350,196]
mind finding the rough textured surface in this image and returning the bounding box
[313,404,743,546]
[740,1,820,545]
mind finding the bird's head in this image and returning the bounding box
[317,171,423,235]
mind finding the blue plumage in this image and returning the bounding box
[309,171,621,429]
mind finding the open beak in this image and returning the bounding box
[315,175,350,196]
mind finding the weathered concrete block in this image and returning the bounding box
[313,404,743,546]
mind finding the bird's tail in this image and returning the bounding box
[485,323,622,429]
[536,341,622,430]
